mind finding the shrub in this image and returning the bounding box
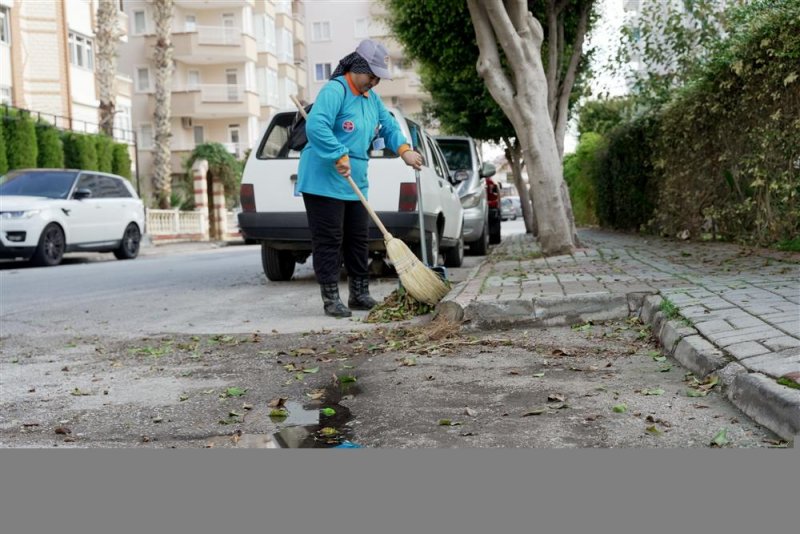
[95,135,114,173]
[185,142,243,208]
[4,112,38,170]
[62,132,98,171]
[112,143,132,179]
[35,123,65,168]
[563,132,606,226]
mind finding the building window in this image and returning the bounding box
[139,124,153,149]
[185,15,196,32]
[315,63,331,81]
[354,18,368,39]
[136,67,151,92]
[267,68,278,105]
[311,21,330,42]
[275,1,291,15]
[193,126,204,145]
[277,28,293,63]
[0,86,11,105]
[0,6,10,44]
[68,32,95,70]
[188,70,200,89]
[133,10,146,34]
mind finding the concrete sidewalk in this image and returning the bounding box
[439,228,800,441]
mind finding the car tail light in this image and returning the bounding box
[398,183,417,212]
[240,183,255,212]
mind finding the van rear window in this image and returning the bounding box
[256,111,400,160]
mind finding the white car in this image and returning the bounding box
[238,107,465,281]
[0,169,145,266]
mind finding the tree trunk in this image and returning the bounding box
[467,0,575,255]
[95,0,119,138]
[503,137,537,236]
[152,0,174,209]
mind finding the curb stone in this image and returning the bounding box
[727,372,800,441]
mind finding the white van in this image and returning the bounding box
[238,107,464,281]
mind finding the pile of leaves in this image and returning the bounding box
[365,287,435,323]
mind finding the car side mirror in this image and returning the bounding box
[479,162,496,178]
[73,188,92,200]
[453,170,470,183]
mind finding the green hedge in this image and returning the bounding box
[0,120,7,175]
[563,132,605,226]
[62,132,98,171]
[587,1,798,246]
[112,143,132,179]
[95,134,114,173]
[35,123,65,168]
[3,112,38,170]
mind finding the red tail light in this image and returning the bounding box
[240,183,256,212]
[398,182,417,212]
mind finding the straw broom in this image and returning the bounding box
[290,95,450,305]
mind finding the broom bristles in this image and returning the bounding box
[385,236,450,305]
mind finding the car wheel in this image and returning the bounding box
[31,223,65,267]
[114,223,141,260]
[469,217,489,256]
[414,230,440,267]
[444,232,464,267]
[262,244,295,281]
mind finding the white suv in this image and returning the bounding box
[238,107,464,281]
[0,169,145,266]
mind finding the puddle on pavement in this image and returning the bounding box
[260,382,362,449]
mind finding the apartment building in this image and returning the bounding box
[304,0,428,120]
[0,0,133,140]
[119,0,307,203]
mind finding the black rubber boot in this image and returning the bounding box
[320,283,352,318]
[348,276,378,310]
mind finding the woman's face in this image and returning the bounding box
[350,72,380,93]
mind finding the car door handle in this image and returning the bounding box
[290,174,297,182]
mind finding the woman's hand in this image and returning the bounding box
[335,157,351,178]
[401,149,423,170]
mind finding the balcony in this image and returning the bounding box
[376,74,426,100]
[170,84,260,119]
[174,0,254,9]
[149,27,257,65]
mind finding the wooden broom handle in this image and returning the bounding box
[290,94,392,239]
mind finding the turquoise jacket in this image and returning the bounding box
[297,74,409,201]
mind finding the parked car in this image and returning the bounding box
[500,196,522,221]
[433,135,499,254]
[0,169,145,266]
[238,107,465,282]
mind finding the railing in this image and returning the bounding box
[197,25,241,46]
[198,84,244,102]
[146,209,206,239]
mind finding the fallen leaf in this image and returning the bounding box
[54,426,71,435]
[642,388,665,396]
[293,348,316,356]
[224,387,246,398]
[508,370,520,375]
[522,408,546,416]
[152,417,163,423]
[547,394,566,403]
[339,375,357,383]
[306,390,325,400]
[303,366,320,374]
[612,403,628,413]
[320,407,336,417]
[464,407,477,417]
[269,408,288,419]
[242,403,253,410]
[319,427,338,436]
[711,428,729,447]
[179,394,189,402]
[401,357,417,367]
[645,425,662,435]
[686,389,707,397]
[268,397,287,408]
[659,365,672,372]
[438,419,461,426]
[532,372,545,378]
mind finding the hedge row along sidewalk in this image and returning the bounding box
[437,228,800,441]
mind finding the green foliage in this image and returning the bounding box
[62,132,99,171]
[95,135,114,173]
[577,97,634,138]
[563,132,605,226]
[0,120,7,175]
[595,115,659,230]
[3,112,38,170]
[184,143,242,208]
[649,1,800,245]
[35,123,65,168]
[112,143,132,179]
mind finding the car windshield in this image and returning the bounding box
[0,171,78,199]
[436,140,471,171]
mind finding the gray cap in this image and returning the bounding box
[355,39,393,80]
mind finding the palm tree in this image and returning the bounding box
[152,0,174,208]
[95,0,120,138]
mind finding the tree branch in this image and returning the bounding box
[481,0,527,74]
[546,1,558,119]
[467,0,515,111]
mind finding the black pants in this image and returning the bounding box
[303,192,369,285]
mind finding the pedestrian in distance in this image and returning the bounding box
[297,39,424,318]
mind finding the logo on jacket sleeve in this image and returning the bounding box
[342,120,355,133]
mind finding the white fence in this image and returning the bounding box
[199,84,244,102]
[146,209,241,242]
[197,25,241,46]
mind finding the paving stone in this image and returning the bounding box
[739,352,800,378]
[659,320,696,355]
[695,319,735,336]
[726,341,771,360]
[673,335,729,377]
[762,336,800,351]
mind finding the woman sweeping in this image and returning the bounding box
[297,39,424,317]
